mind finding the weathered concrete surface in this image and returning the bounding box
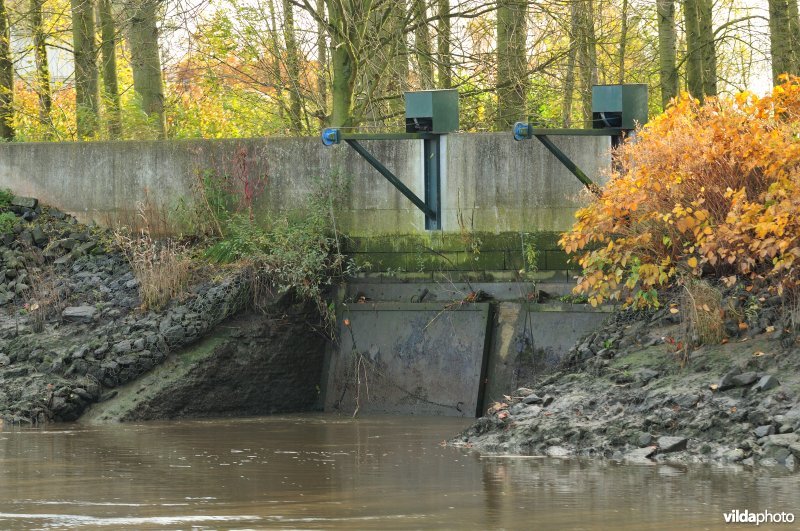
[483,302,612,409]
[443,133,611,232]
[345,279,575,303]
[0,138,421,235]
[322,296,612,418]
[0,134,609,237]
[324,303,492,417]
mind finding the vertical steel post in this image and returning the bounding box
[423,136,441,230]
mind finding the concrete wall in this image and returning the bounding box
[442,134,610,233]
[0,134,610,235]
[322,298,611,417]
[324,302,492,417]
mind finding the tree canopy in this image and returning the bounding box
[0,0,788,140]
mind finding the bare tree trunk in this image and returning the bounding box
[356,0,409,126]
[266,0,285,124]
[788,0,800,74]
[387,1,409,119]
[328,0,356,127]
[618,0,628,83]
[683,0,704,98]
[282,0,303,133]
[697,0,717,96]
[98,0,121,138]
[657,0,678,107]
[127,0,166,138]
[578,0,597,128]
[414,0,434,88]
[72,0,99,139]
[316,0,327,125]
[769,0,793,83]
[0,0,12,140]
[31,0,53,136]
[437,0,451,88]
[562,1,579,127]
[496,0,528,129]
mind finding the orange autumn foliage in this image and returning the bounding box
[560,75,800,307]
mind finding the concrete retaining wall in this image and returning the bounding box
[484,303,611,405]
[0,134,610,235]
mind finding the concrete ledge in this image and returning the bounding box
[344,281,580,303]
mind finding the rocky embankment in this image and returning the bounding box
[457,298,800,469]
[0,196,252,424]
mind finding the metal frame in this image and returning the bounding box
[322,128,442,229]
[513,122,624,195]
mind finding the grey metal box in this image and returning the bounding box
[405,89,459,133]
[591,84,648,130]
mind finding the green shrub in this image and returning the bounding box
[0,188,12,208]
[0,211,17,233]
[202,172,353,325]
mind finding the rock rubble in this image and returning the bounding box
[457,302,800,470]
[0,197,250,423]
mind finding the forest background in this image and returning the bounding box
[0,0,792,142]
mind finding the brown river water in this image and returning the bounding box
[0,415,798,530]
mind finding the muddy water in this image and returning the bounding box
[0,415,798,530]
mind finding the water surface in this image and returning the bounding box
[0,415,797,529]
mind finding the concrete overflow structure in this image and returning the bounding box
[0,133,613,416]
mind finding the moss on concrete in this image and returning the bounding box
[344,230,569,273]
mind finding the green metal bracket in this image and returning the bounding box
[533,135,599,194]
[344,139,437,220]
[322,128,442,229]
[513,122,621,195]
[323,129,436,144]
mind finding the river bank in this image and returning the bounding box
[455,304,800,470]
[3,195,800,472]
[0,196,324,424]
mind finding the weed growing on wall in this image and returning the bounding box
[25,257,69,333]
[560,76,800,308]
[0,188,13,208]
[196,163,354,328]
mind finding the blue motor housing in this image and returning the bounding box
[513,122,530,141]
[321,128,341,146]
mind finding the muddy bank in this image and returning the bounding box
[456,308,800,470]
[81,308,326,423]
[0,197,326,424]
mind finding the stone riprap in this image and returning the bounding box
[456,302,800,470]
[0,198,250,423]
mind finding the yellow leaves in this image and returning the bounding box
[754,220,779,239]
[559,77,800,309]
[675,214,698,234]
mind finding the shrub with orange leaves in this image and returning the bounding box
[560,75,800,307]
